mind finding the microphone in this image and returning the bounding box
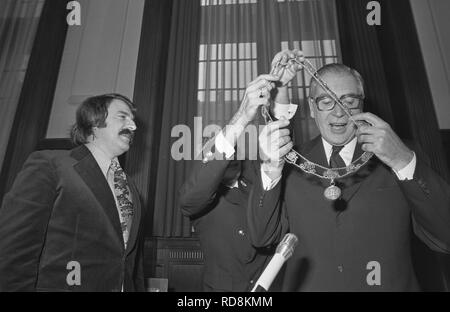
[251,233,298,292]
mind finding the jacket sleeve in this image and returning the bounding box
[247,162,289,248]
[179,157,232,217]
[133,227,146,292]
[179,132,236,217]
[398,156,450,253]
[0,151,57,291]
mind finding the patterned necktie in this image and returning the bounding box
[109,159,134,247]
[329,145,346,168]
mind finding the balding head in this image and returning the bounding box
[309,63,365,99]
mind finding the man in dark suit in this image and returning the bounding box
[249,52,450,291]
[0,94,145,291]
[179,68,300,291]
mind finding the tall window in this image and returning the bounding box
[198,0,341,142]
[198,42,258,126]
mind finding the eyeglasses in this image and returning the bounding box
[310,93,364,111]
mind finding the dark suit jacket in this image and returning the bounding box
[248,136,450,291]
[0,145,145,292]
[180,158,272,292]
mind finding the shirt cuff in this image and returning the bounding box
[215,131,235,159]
[393,152,416,180]
[261,165,282,190]
[272,102,298,120]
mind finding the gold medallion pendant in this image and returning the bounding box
[323,182,342,201]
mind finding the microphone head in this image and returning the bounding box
[276,233,298,259]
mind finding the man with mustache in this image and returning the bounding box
[249,50,450,291]
[0,94,145,291]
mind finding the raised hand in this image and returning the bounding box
[231,74,280,126]
[259,118,293,180]
[271,49,304,87]
[353,112,414,171]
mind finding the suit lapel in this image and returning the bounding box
[300,136,329,169]
[298,137,330,188]
[125,178,141,254]
[338,143,378,202]
[71,145,123,244]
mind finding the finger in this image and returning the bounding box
[270,62,283,76]
[288,50,297,59]
[247,74,280,87]
[271,51,287,66]
[357,134,376,144]
[246,97,270,107]
[247,87,270,99]
[247,75,280,92]
[292,49,304,57]
[356,125,378,136]
[269,129,291,142]
[279,141,294,157]
[295,55,305,63]
[281,54,288,65]
[278,128,290,137]
[271,54,281,66]
[265,119,290,133]
[246,84,266,96]
[276,135,292,147]
[290,49,304,63]
[288,60,301,72]
[260,87,271,98]
[361,142,375,153]
[269,131,290,145]
[351,112,387,127]
[257,74,280,82]
[285,65,297,76]
[354,120,372,128]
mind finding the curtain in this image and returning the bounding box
[336,0,449,292]
[0,0,44,170]
[198,0,341,146]
[151,0,341,238]
[126,0,174,237]
[0,0,68,199]
[152,0,201,237]
[336,0,395,125]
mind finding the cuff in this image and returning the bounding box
[393,152,416,180]
[273,102,298,120]
[215,131,235,159]
[261,164,282,190]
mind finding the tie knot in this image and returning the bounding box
[110,159,121,172]
[332,145,344,155]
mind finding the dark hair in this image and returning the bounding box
[309,63,365,98]
[70,93,136,145]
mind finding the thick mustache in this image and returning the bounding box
[119,129,135,141]
[119,129,134,135]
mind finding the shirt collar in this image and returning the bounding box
[85,143,118,178]
[321,137,357,166]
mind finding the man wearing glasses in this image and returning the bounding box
[249,51,450,291]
